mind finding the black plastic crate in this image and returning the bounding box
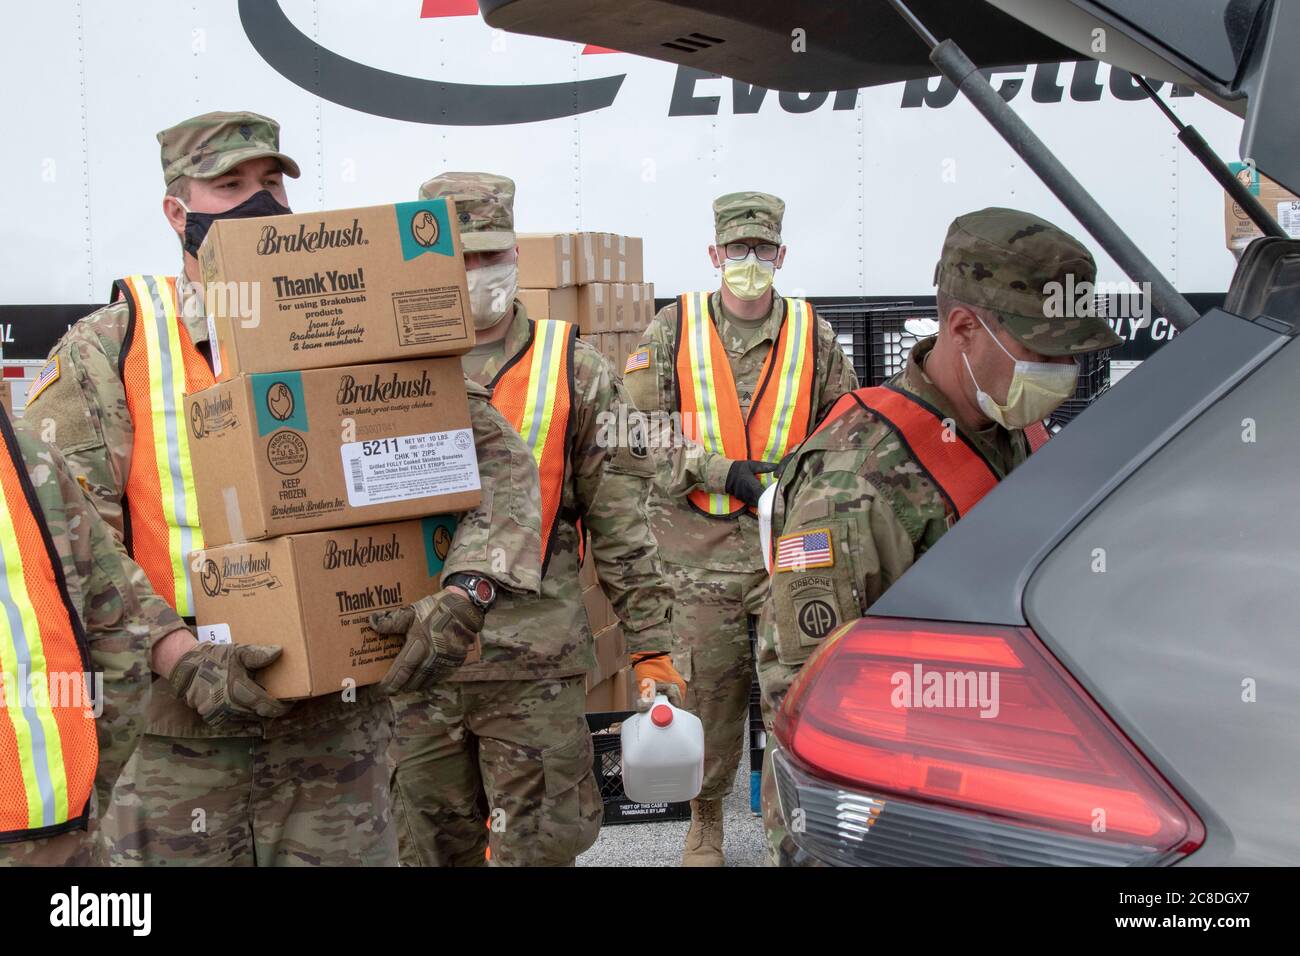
[748,679,764,773]
[819,302,936,387]
[1046,393,1109,431]
[1075,348,1111,400]
[748,678,765,814]
[587,711,692,826]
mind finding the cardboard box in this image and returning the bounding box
[582,575,617,636]
[187,357,480,545]
[585,665,636,713]
[585,622,627,692]
[576,282,655,334]
[517,287,578,322]
[198,200,474,379]
[575,233,644,284]
[517,233,575,288]
[639,282,657,328]
[588,331,621,371]
[1225,163,1300,252]
[618,332,642,371]
[190,517,475,699]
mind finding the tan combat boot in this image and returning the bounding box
[681,798,724,866]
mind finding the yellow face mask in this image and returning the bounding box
[722,250,775,300]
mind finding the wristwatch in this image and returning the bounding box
[443,572,498,611]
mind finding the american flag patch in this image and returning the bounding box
[775,528,834,572]
[26,357,60,404]
[624,348,650,373]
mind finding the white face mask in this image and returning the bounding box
[466,261,517,330]
[961,316,1078,429]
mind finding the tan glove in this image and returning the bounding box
[369,588,484,695]
[168,643,291,726]
[630,651,687,711]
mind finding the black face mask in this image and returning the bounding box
[182,189,291,256]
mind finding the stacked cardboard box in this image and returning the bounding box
[516,232,655,375]
[184,200,482,699]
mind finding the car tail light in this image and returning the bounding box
[774,617,1204,865]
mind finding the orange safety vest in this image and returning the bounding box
[116,275,214,617]
[488,319,577,573]
[1024,420,1051,451]
[674,292,817,518]
[812,385,1006,521]
[0,410,98,842]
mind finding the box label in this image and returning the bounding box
[207,313,222,378]
[341,428,480,507]
[421,515,459,578]
[188,390,238,440]
[198,552,283,596]
[251,371,309,436]
[197,623,232,645]
[395,200,456,260]
[392,288,470,346]
[1277,200,1300,237]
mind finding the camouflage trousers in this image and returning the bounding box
[666,562,768,800]
[99,702,396,866]
[388,675,603,867]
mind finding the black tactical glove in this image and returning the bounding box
[369,588,484,695]
[168,643,291,727]
[724,458,780,508]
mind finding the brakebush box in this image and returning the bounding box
[198,200,474,379]
[187,357,481,545]
[1225,163,1300,252]
[189,517,476,699]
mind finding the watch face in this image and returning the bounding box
[472,578,495,605]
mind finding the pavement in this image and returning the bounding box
[577,739,768,867]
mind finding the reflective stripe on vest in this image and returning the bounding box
[117,275,214,617]
[675,293,817,518]
[813,385,1000,521]
[0,411,97,841]
[489,319,576,570]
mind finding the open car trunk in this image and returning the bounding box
[480,0,1300,197]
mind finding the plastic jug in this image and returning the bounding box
[620,695,705,804]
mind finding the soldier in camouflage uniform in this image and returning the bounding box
[757,207,1121,864]
[0,413,190,866]
[25,113,546,866]
[382,172,682,867]
[623,192,857,865]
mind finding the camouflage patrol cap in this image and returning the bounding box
[935,207,1122,356]
[713,191,784,245]
[418,172,516,252]
[158,111,300,186]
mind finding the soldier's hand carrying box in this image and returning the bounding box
[187,357,481,545]
[198,200,474,378]
[189,518,477,700]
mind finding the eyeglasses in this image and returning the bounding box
[723,242,780,262]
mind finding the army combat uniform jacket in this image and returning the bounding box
[624,290,858,574]
[757,335,1031,717]
[454,300,673,681]
[0,420,184,864]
